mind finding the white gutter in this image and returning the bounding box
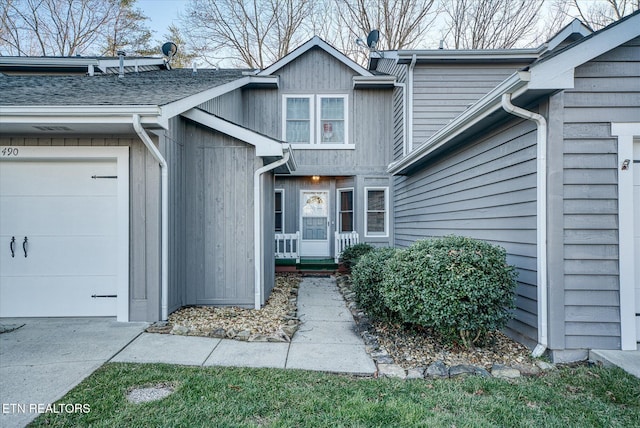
[254,149,291,309]
[501,93,548,358]
[394,82,407,157]
[407,54,417,153]
[132,114,170,321]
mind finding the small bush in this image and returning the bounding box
[351,247,399,322]
[339,243,374,270]
[381,236,517,348]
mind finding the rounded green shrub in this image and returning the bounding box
[381,235,517,348]
[339,243,374,270]
[351,247,399,321]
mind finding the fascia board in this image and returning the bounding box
[388,71,530,175]
[396,48,542,63]
[258,36,373,77]
[353,75,396,88]
[0,105,163,126]
[159,76,276,122]
[182,108,284,157]
[529,13,639,90]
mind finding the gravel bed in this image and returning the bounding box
[335,274,541,375]
[151,274,300,342]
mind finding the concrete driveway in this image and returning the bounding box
[0,318,146,428]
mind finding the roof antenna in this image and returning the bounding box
[366,29,380,50]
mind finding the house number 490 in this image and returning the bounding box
[1,147,19,157]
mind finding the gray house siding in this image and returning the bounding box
[412,64,528,147]
[0,135,161,322]
[243,49,394,175]
[181,119,260,306]
[374,57,407,161]
[199,89,244,123]
[556,36,640,350]
[393,118,539,343]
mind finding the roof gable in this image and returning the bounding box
[257,36,373,77]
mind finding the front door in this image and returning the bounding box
[300,190,330,257]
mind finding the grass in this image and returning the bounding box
[30,363,639,427]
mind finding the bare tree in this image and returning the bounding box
[182,0,312,69]
[0,0,150,56]
[331,0,436,65]
[570,0,639,30]
[440,0,545,49]
[102,0,152,56]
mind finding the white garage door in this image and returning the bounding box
[0,147,129,319]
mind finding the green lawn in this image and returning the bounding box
[30,363,639,427]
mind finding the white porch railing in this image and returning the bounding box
[275,232,300,262]
[335,231,359,263]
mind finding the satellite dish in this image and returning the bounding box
[366,30,380,49]
[162,42,178,59]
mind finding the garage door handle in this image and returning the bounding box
[22,236,28,257]
[10,237,15,258]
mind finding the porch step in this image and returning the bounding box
[276,258,338,273]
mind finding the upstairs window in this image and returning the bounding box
[285,97,311,143]
[283,94,349,148]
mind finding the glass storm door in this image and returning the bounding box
[300,190,330,257]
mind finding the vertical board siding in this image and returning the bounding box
[198,89,244,123]
[0,135,161,322]
[374,58,408,161]
[182,120,257,306]
[393,118,538,342]
[412,64,527,147]
[243,48,394,175]
[559,37,640,350]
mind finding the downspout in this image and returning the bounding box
[407,54,417,153]
[501,93,548,358]
[394,82,407,157]
[132,114,169,321]
[254,149,291,309]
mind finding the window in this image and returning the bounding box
[285,97,311,143]
[275,189,284,232]
[319,96,345,144]
[365,187,388,237]
[283,94,349,147]
[337,188,354,232]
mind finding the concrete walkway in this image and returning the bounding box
[113,276,377,375]
[589,349,640,379]
[0,318,146,428]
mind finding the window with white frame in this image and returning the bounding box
[283,94,349,146]
[285,97,311,143]
[337,188,354,232]
[365,187,388,237]
[275,189,284,232]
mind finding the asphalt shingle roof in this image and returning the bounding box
[0,68,246,106]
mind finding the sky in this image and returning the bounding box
[137,0,188,42]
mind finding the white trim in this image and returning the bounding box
[275,189,285,233]
[160,76,277,123]
[282,94,314,145]
[529,13,640,90]
[0,146,130,322]
[612,122,640,350]
[317,95,348,146]
[352,75,396,88]
[258,36,373,77]
[299,189,331,257]
[364,186,389,238]
[182,108,284,157]
[291,144,355,150]
[336,187,355,233]
[544,18,592,51]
